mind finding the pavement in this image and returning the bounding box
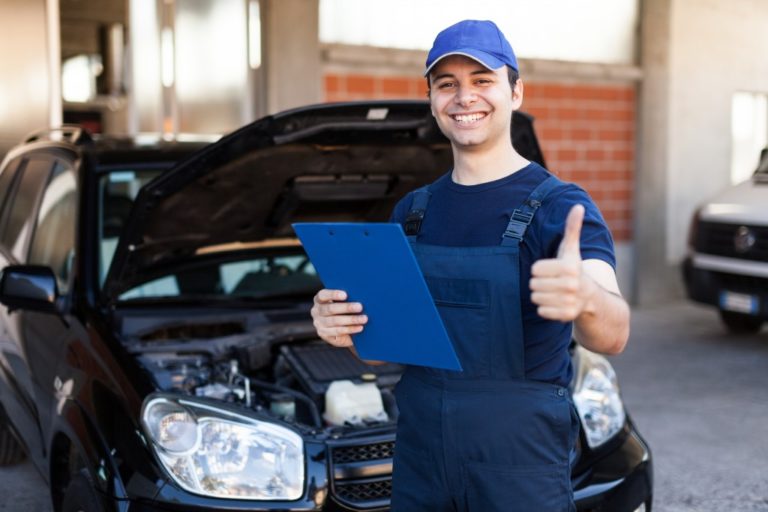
[611,301,768,512]
[0,300,767,511]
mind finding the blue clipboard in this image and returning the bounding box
[293,222,462,371]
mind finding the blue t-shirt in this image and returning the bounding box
[390,162,615,387]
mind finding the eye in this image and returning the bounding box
[437,81,456,89]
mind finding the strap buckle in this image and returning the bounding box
[404,209,426,236]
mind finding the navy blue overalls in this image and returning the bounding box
[390,176,579,512]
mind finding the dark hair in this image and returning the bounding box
[426,66,519,97]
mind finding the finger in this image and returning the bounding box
[320,324,365,337]
[558,204,585,259]
[529,276,580,294]
[531,258,579,278]
[314,314,367,335]
[537,305,579,322]
[319,325,365,345]
[326,314,368,327]
[531,290,579,308]
[319,301,364,316]
[323,333,356,348]
[315,289,348,304]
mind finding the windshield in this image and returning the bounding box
[99,167,165,287]
[99,169,322,301]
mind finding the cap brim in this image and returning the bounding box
[424,49,506,77]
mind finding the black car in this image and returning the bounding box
[0,102,652,511]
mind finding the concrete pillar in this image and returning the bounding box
[262,0,321,114]
[636,0,768,305]
[635,0,677,304]
[0,0,58,157]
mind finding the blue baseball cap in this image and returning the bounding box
[424,20,518,76]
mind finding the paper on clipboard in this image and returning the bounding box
[293,222,462,371]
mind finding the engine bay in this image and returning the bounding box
[119,309,403,430]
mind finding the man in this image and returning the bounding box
[310,19,629,512]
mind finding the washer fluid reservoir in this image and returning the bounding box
[324,380,388,426]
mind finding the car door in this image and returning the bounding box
[23,158,82,457]
[0,153,55,462]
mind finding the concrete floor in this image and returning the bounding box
[0,300,766,511]
[612,301,768,512]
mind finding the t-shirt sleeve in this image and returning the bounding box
[540,183,616,269]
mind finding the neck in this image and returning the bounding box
[451,141,529,185]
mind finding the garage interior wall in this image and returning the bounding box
[0,0,56,158]
[637,0,768,304]
[322,44,640,298]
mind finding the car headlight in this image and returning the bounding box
[141,396,304,500]
[572,347,626,449]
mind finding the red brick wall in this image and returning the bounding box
[324,73,635,242]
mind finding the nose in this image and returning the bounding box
[454,84,477,108]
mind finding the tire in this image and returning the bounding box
[719,310,764,334]
[62,471,105,512]
[0,420,25,466]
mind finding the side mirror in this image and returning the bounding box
[0,265,60,314]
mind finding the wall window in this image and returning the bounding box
[320,0,639,65]
[731,92,768,184]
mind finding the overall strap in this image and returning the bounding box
[404,186,432,241]
[501,175,563,246]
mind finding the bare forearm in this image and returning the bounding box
[574,283,630,354]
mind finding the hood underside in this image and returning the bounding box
[104,101,545,299]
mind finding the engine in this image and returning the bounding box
[129,320,402,430]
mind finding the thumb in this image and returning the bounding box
[558,204,585,259]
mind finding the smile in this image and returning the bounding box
[450,112,487,124]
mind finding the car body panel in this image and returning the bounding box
[699,176,768,226]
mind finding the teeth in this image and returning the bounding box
[453,113,485,123]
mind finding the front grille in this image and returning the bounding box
[695,221,768,261]
[332,441,395,464]
[335,477,392,503]
[713,271,768,293]
[329,438,395,508]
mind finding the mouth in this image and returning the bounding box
[449,112,488,126]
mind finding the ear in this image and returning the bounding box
[511,78,524,110]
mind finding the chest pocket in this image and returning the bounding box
[425,277,491,376]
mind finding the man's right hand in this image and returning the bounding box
[311,289,368,348]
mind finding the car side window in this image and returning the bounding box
[0,157,21,212]
[0,157,54,262]
[28,161,77,294]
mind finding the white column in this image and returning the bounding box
[262,0,322,114]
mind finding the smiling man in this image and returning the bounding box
[311,19,630,511]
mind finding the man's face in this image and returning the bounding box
[428,55,522,153]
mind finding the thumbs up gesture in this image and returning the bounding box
[530,204,598,322]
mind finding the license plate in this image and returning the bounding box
[719,291,759,314]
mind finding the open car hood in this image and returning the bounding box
[103,101,546,299]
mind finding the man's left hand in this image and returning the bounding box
[529,204,599,321]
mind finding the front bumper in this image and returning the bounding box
[573,417,653,512]
[124,420,652,512]
[683,256,768,318]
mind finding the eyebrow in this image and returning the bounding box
[431,69,494,82]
